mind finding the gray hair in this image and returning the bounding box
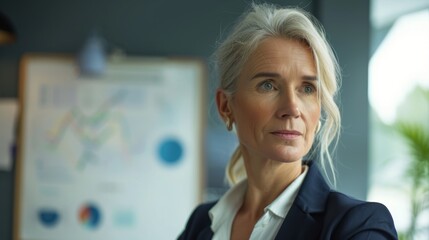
[214,3,341,186]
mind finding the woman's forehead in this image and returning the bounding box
[240,37,317,78]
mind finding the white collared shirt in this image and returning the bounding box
[209,166,308,240]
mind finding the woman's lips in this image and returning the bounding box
[271,130,302,140]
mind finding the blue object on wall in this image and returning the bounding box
[77,32,106,76]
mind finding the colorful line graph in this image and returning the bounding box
[45,89,133,170]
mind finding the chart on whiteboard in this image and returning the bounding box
[27,79,192,182]
[19,58,203,240]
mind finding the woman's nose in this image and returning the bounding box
[276,91,301,118]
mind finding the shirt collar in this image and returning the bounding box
[264,165,309,218]
[209,179,247,232]
[209,165,309,231]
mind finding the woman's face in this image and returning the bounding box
[218,37,321,163]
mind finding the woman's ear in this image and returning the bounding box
[216,88,232,121]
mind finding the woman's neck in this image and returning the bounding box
[241,157,303,220]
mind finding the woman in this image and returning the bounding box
[179,4,397,240]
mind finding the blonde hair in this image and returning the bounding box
[214,3,341,186]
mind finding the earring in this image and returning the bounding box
[316,120,321,134]
[225,118,233,131]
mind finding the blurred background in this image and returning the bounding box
[0,0,428,239]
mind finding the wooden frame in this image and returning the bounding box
[14,54,206,240]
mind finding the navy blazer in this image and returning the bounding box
[178,162,398,239]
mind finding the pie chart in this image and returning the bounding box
[78,203,101,229]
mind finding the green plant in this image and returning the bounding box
[395,122,429,239]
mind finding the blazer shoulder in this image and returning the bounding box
[177,201,216,240]
[326,192,397,239]
[326,191,365,211]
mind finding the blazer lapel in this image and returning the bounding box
[275,162,331,240]
[197,227,213,240]
[274,204,322,240]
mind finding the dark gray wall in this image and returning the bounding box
[318,0,370,198]
[0,0,370,239]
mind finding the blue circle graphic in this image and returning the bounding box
[158,138,183,165]
[38,208,60,227]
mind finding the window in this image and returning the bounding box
[369,8,429,239]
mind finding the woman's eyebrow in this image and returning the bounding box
[251,72,281,80]
[302,75,318,81]
[251,72,318,81]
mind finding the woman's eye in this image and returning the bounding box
[303,84,316,94]
[258,81,275,91]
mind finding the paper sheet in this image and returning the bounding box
[0,99,17,171]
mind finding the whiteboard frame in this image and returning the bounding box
[14,54,206,240]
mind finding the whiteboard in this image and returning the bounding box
[14,55,205,240]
